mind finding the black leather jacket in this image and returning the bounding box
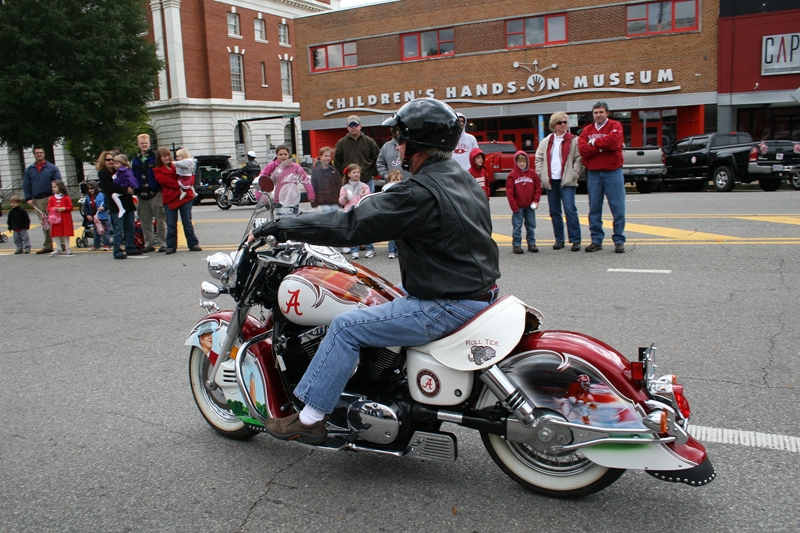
[275,156,500,300]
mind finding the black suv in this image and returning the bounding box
[193,155,231,204]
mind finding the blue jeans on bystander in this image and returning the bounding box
[511,207,537,247]
[545,181,581,244]
[164,201,199,250]
[586,168,626,245]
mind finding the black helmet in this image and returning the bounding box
[382,98,460,155]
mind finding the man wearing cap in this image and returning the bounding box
[578,102,626,253]
[333,115,380,192]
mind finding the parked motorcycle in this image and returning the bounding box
[188,174,715,498]
[215,165,260,210]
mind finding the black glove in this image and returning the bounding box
[252,221,280,239]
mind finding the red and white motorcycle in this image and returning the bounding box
[187,175,715,498]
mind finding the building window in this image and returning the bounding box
[254,19,266,41]
[261,62,267,86]
[311,42,358,72]
[278,24,289,45]
[280,60,292,97]
[230,53,244,93]
[227,13,240,37]
[626,0,698,35]
[506,14,567,48]
[402,28,454,60]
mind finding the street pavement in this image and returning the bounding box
[1,186,798,532]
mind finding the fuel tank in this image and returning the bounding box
[277,265,403,326]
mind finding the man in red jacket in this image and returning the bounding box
[578,102,626,253]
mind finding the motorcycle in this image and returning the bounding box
[187,174,715,498]
[215,166,260,210]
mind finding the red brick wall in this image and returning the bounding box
[294,0,718,121]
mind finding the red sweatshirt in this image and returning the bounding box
[505,151,541,212]
[578,118,624,171]
[468,147,490,199]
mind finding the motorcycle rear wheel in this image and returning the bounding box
[216,193,232,210]
[477,388,624,498]
[189,347,258,440]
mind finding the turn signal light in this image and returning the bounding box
[749,147,758,162]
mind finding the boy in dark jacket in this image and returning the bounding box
[506,151,542,254]
[7,195,31,254]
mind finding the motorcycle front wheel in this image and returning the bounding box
[477,385,624,498]
[189,347,258,440]
[216,192,232,210]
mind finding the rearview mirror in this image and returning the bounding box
[258,175,274,193]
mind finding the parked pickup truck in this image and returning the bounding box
[664,132,800,192]
[478,141,519,196]
[576,145,666,194]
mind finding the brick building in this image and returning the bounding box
[717,0,800,141]
[145,0,338,162]
[295,0,719,157]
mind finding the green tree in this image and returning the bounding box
[0,0,162,161]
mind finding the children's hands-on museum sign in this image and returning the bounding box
[762,33,800,76]
[323,61,681,116]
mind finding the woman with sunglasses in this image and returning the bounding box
[96,150,137,259]
[153,147,202,254]
[534,111,583,252]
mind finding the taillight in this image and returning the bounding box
[662,151,666,164]
[749,147,758,162]
[672,383,691,419]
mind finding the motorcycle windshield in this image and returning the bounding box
[240,162,308,247]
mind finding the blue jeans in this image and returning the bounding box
[294,296,489,413]
[388,240,396,254]
[164,201,199,250]
[511,207,536,247]
[365,179,375,194]
[318,204,340,213]
[111,211,135,258]
[586,168,626,245]
[546,181,581,244]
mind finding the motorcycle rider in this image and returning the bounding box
[232,151,261,200]
[252,98,501,444]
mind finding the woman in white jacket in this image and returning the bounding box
[535,112,584,251]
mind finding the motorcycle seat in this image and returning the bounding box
[413,295,529,371]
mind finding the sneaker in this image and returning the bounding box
[351,252,359,259]
[114,253,128,260]
[189,245,203,252]
[528,245,539,253]
[14,250,23,255]
[264,412,326,445]
[365,250,375,258]
[50,250,61,257]
[388,252,396,259]
[615,243,625,254]
[571,243,581,252]
[158,246,167,253]
[552,241,564,250]
[585,243,603,253]
[512,246,524,254]
[23,250,31,254]
[102,246,111,251]
[89,246,99,251]
[341,247,351,254]
[165,248,176,255]
[141,246,155,253]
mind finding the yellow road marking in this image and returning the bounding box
[730,215,800,225]
[621,222,741,241]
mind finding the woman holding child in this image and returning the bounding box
[153,147,202,254]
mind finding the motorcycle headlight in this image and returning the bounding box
[207,252,233,280]
[226,250,242,287]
